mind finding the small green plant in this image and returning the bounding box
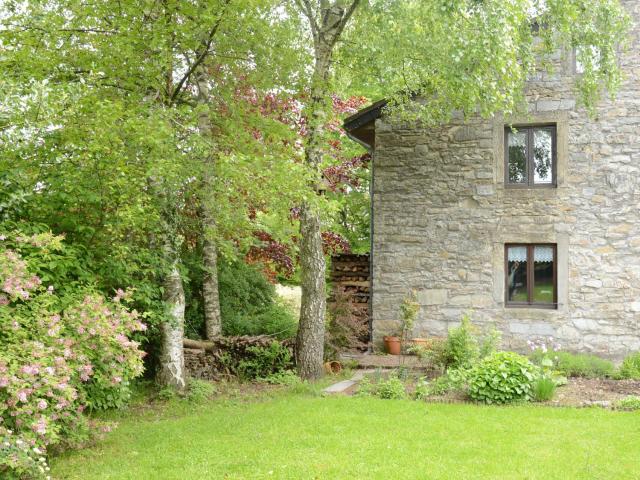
[414,378,430,400]
[157,387,177,401]
[400,290,420,339]
[443,315,480,369]
[425,376,452,396]
[479,327,502,359]
[185,379,216,403]
[532,376,556,402]
[554,351,614,378]
[409,338,448,369]
[356,376,374,397]
[468,352,539,404]
[260,370,301,386]
[618,352,640,380]
[356,372,407,399]
[376,375,407,400]
[614,396,640,411]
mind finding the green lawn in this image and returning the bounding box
[51,389,640,480]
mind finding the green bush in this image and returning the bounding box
[443,315,480,369]
[532,376,556,402]
[614,396,640,411]
[185,379,216,403]
[468,352,539,404]
[553,351,614,378]
[357,372,406,399]
[219,261,297,340]
[618,352,640,380]
[428,316,501,371]
[237,341,293,380]
[375,376,407,400]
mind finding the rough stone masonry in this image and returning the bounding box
[368,1,640,358]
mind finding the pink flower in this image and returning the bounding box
[32,417,47,435]
[21,365,40,375]
[37,400,47,410]
[17,390,29,403]
[111,376,122,385]
[0,377,8,388]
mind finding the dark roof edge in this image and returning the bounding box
[343,98,387,132]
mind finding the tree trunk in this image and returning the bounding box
[157,254,187,390]
[295,0,360,378]
[296,47,334,379]
[196,68,222,340]
[296,203,327,379]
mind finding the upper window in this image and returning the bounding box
[505,125,556,187]
[505,244,557,309]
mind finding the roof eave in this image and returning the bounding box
[342,99,386,150]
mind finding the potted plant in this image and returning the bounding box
[384,290,420,355]
[400,290,420,352]
[383,332,402,355]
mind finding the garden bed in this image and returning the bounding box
[344,372,640,408]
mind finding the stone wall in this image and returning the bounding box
[371,0,640,359]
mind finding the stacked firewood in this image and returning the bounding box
[329,254,370,351]
[182,336,294,380]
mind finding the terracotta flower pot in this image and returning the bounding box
[324,361,342,375]
[383,335,402,355]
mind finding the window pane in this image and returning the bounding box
[533,129,553,184]
[507,246,528,302]
[533,246,554,304]
[507,130,527,184]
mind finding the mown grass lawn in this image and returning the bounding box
[52,389,640,480]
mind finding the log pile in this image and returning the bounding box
[182,336,294,380]
[329,253,370,351]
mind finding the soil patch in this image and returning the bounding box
[546,378,640,407]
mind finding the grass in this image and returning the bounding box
[51,388,640,479]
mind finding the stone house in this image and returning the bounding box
[343,1,640,359]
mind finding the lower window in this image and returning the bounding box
[505,244,557,308]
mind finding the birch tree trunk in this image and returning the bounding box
[157,251,187,390]
[196,68,223,340]
[296,0,360,379]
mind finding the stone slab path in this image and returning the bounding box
[323,369,372,394]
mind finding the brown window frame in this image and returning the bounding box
[505,243,558,309]
[504,125,557,188]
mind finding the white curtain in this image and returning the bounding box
[507,246,527,262]
[507,246,554,263]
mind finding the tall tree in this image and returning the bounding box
[0,0,307,387]
[293,0,360,379]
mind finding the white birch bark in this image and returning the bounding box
[296,0,361,379]
[157,251,187,390]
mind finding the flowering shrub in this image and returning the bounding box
[0,230,146,475]
[0,427,50,480]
